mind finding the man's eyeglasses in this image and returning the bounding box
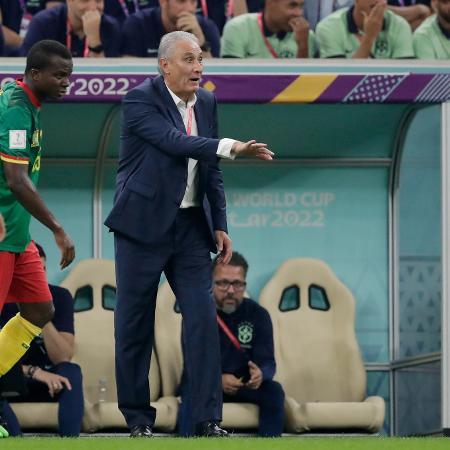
[214,280,247,291]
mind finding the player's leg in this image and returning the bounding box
[0,242,53,377]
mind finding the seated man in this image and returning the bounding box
[121,0,221,58]
[413,0,450,58]
[20,0,121,57]
[0,0,64,56]
[0,243,84,437]
[179,252,285,437]
[221,0,316,58]
[316,0,415,58]
[388,0,431,30]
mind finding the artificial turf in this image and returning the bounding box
[0,437,449,450]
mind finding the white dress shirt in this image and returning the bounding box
[165,84,235,208]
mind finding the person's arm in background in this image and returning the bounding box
[247,307,276,388]
[42,287,75,364]
[0,214,5,242]
[176,12,214,57]
[0,10,23,50]
[389,4,431,30]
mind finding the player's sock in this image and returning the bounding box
[0,313,42,377]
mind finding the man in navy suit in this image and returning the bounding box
[104,30,273,438]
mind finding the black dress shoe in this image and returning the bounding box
[129,425,153,437]
[195,421,228,437]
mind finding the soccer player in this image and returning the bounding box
[0,39,75,383]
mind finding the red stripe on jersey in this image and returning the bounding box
[16,80,41,109]
[0,152,30,163]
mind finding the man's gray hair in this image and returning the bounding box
[157,31,200,75]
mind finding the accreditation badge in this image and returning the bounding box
[9,130,27,149]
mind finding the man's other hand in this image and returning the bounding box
[245,360,263,389]
[54,228,75,269]
[222,373,244,395]
[215,230,232,264]
[232,140,274,160]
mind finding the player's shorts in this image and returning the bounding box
[0,241,52,313]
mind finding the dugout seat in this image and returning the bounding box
[259,258,385,433]
[60,259,178,432]
[154,281,259,432]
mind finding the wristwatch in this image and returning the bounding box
[88,43,104,54]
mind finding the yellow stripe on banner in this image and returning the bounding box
[272,74,337,103]
[0,155,29,165]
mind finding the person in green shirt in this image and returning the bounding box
[0,40,75,400]
[316,0,414,58]
[413,0,450,59]
[221,0,316,58]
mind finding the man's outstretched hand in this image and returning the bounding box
[232,140,274,161]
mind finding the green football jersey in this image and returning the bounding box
[414,15,450,59]
[0,80,43,253]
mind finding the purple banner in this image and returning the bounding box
[1,72,449,104]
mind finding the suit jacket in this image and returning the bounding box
[104,75,227,252]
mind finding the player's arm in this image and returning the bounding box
[0,213,5,241]
[43,324,74,364]
[3,162,75,269]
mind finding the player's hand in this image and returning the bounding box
[0,214,5,242]
[362,0,387,40]
[82,9,102,45]
[289,16,310,46]
[215,230,232,264]
[177,12,205,46]
[54,228,75,269]
[222,373,244,395]
[232,140,274,161]
[32,368,72,398]
[245,361,263,390]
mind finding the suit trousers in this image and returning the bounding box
[114,207,223,428]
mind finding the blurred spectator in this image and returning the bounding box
[0,0,64,56]
[121,0,220,57]
[0,243,84,437]
[316,0,414,58]
[304,0,353,29]
[195,0,264,33]
[104,0,156,24]
[221,0,316,58]
[388,0,431,30]
[413,0,450,58]
[0,26,4,55]
[20,0,121,57]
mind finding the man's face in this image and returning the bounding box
[266,0,304,32]
[31,56,73,100]
[68,0,104,18]
[160,0,197,28]
[160,39,203,99]
[213,264,247,315]
[436,0,450,23]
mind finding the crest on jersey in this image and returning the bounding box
[238,322,253,345]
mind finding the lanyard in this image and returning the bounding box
[217,315,241,350]
[185,106,193,136]
[66,19,89,58]
[257,12,278,58]
[117,0,140,17]
[200,0,234,19]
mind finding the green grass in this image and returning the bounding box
[0,437,449,450]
